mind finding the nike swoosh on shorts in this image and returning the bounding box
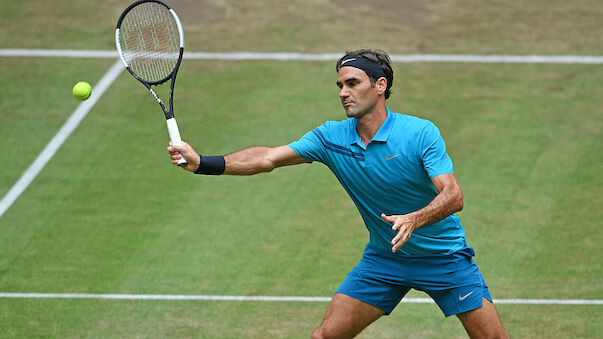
[459,291,474,301]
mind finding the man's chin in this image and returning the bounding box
[344,107,356,117]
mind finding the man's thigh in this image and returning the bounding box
[423,271,492,317]
[456,298,509,339]
[312,293,385,339]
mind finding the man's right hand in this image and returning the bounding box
[167,141,200,172]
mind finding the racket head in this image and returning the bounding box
[115,0,184,85]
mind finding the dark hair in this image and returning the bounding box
[336,49,394,99]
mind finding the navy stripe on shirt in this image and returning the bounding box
[312,129,365,161]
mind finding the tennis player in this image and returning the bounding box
[168,49,509,339]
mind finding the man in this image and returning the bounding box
[168,49,509,339]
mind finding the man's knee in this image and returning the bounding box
[311,321,350,339]
[479,332,510,339]
[310,325,329,339]
[310,328,322,339]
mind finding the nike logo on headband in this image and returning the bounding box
[341,58,356,65]
[339,56,387,80]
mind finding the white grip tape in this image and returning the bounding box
[166,118,187,165]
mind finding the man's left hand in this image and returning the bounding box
[381,213,419,253]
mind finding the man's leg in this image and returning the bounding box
[456,298,509,339]
[311,293,385,339]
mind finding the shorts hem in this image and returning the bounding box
[441,288,493,317]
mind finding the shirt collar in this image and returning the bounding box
[349,107,395,148]
[372,107,394,142]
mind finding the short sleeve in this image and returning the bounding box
[420,123,454,179]
[288,123,329,163]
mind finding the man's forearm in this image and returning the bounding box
[409,187,463,229]
[224,146,276,175]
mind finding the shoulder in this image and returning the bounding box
[392,113,439,135]
[396,113,436,127]
[313,119,354,138]
[321,118,354,130]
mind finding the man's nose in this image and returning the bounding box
[339,87,349,99]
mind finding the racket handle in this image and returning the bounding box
[166,117,188,165]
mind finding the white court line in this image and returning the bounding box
[1,49,602,64]
[0,60,123,219]
[0,49,118,58]
[0,293,601,305]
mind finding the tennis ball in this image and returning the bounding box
[73,81,92,101]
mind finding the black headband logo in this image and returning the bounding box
[341,58,357,65]
[339,55,387,81]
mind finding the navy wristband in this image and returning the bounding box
[194,154,225,175]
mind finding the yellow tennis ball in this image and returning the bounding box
[73,81,92,101]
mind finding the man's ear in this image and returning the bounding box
[376,77,387,96]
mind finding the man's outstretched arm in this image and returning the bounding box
[167,142,309,175]
[223,145,309,175]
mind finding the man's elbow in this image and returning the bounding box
[445,183,463,213]
[259,159,277,173]
[455,189,464,212]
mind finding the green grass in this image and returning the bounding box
[2,301,602,338]
[0,57,116,196]
[1,0,602,54]
[1,0,602,337]
[0,59,601,337]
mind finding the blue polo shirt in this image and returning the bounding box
[288,108,466,256]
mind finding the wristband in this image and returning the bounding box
[194,154,225,175]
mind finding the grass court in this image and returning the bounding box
[0,1,602,337]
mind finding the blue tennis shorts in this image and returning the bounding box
[336,244,493,316]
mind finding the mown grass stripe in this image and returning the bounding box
[1,49,602,64]
[1,293,601,305]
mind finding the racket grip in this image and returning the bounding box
[166,117,187,165]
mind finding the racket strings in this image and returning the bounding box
[119,2,180,83]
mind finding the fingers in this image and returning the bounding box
[167,141,192,154]
[381,213,394,223]
[167,141,187,165]
[382,213,416,253]
[170,152,183,164]
[391,227,412,253]
[167,143,182,153]
[167,144,183,164]
[381,213,401,231]
[166,141,200,172]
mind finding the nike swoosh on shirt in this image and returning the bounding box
[459,291,474,301]
[385,154,400,160]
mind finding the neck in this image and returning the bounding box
[356,103,387,146]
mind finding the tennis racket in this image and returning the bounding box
[115,0,187,165]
